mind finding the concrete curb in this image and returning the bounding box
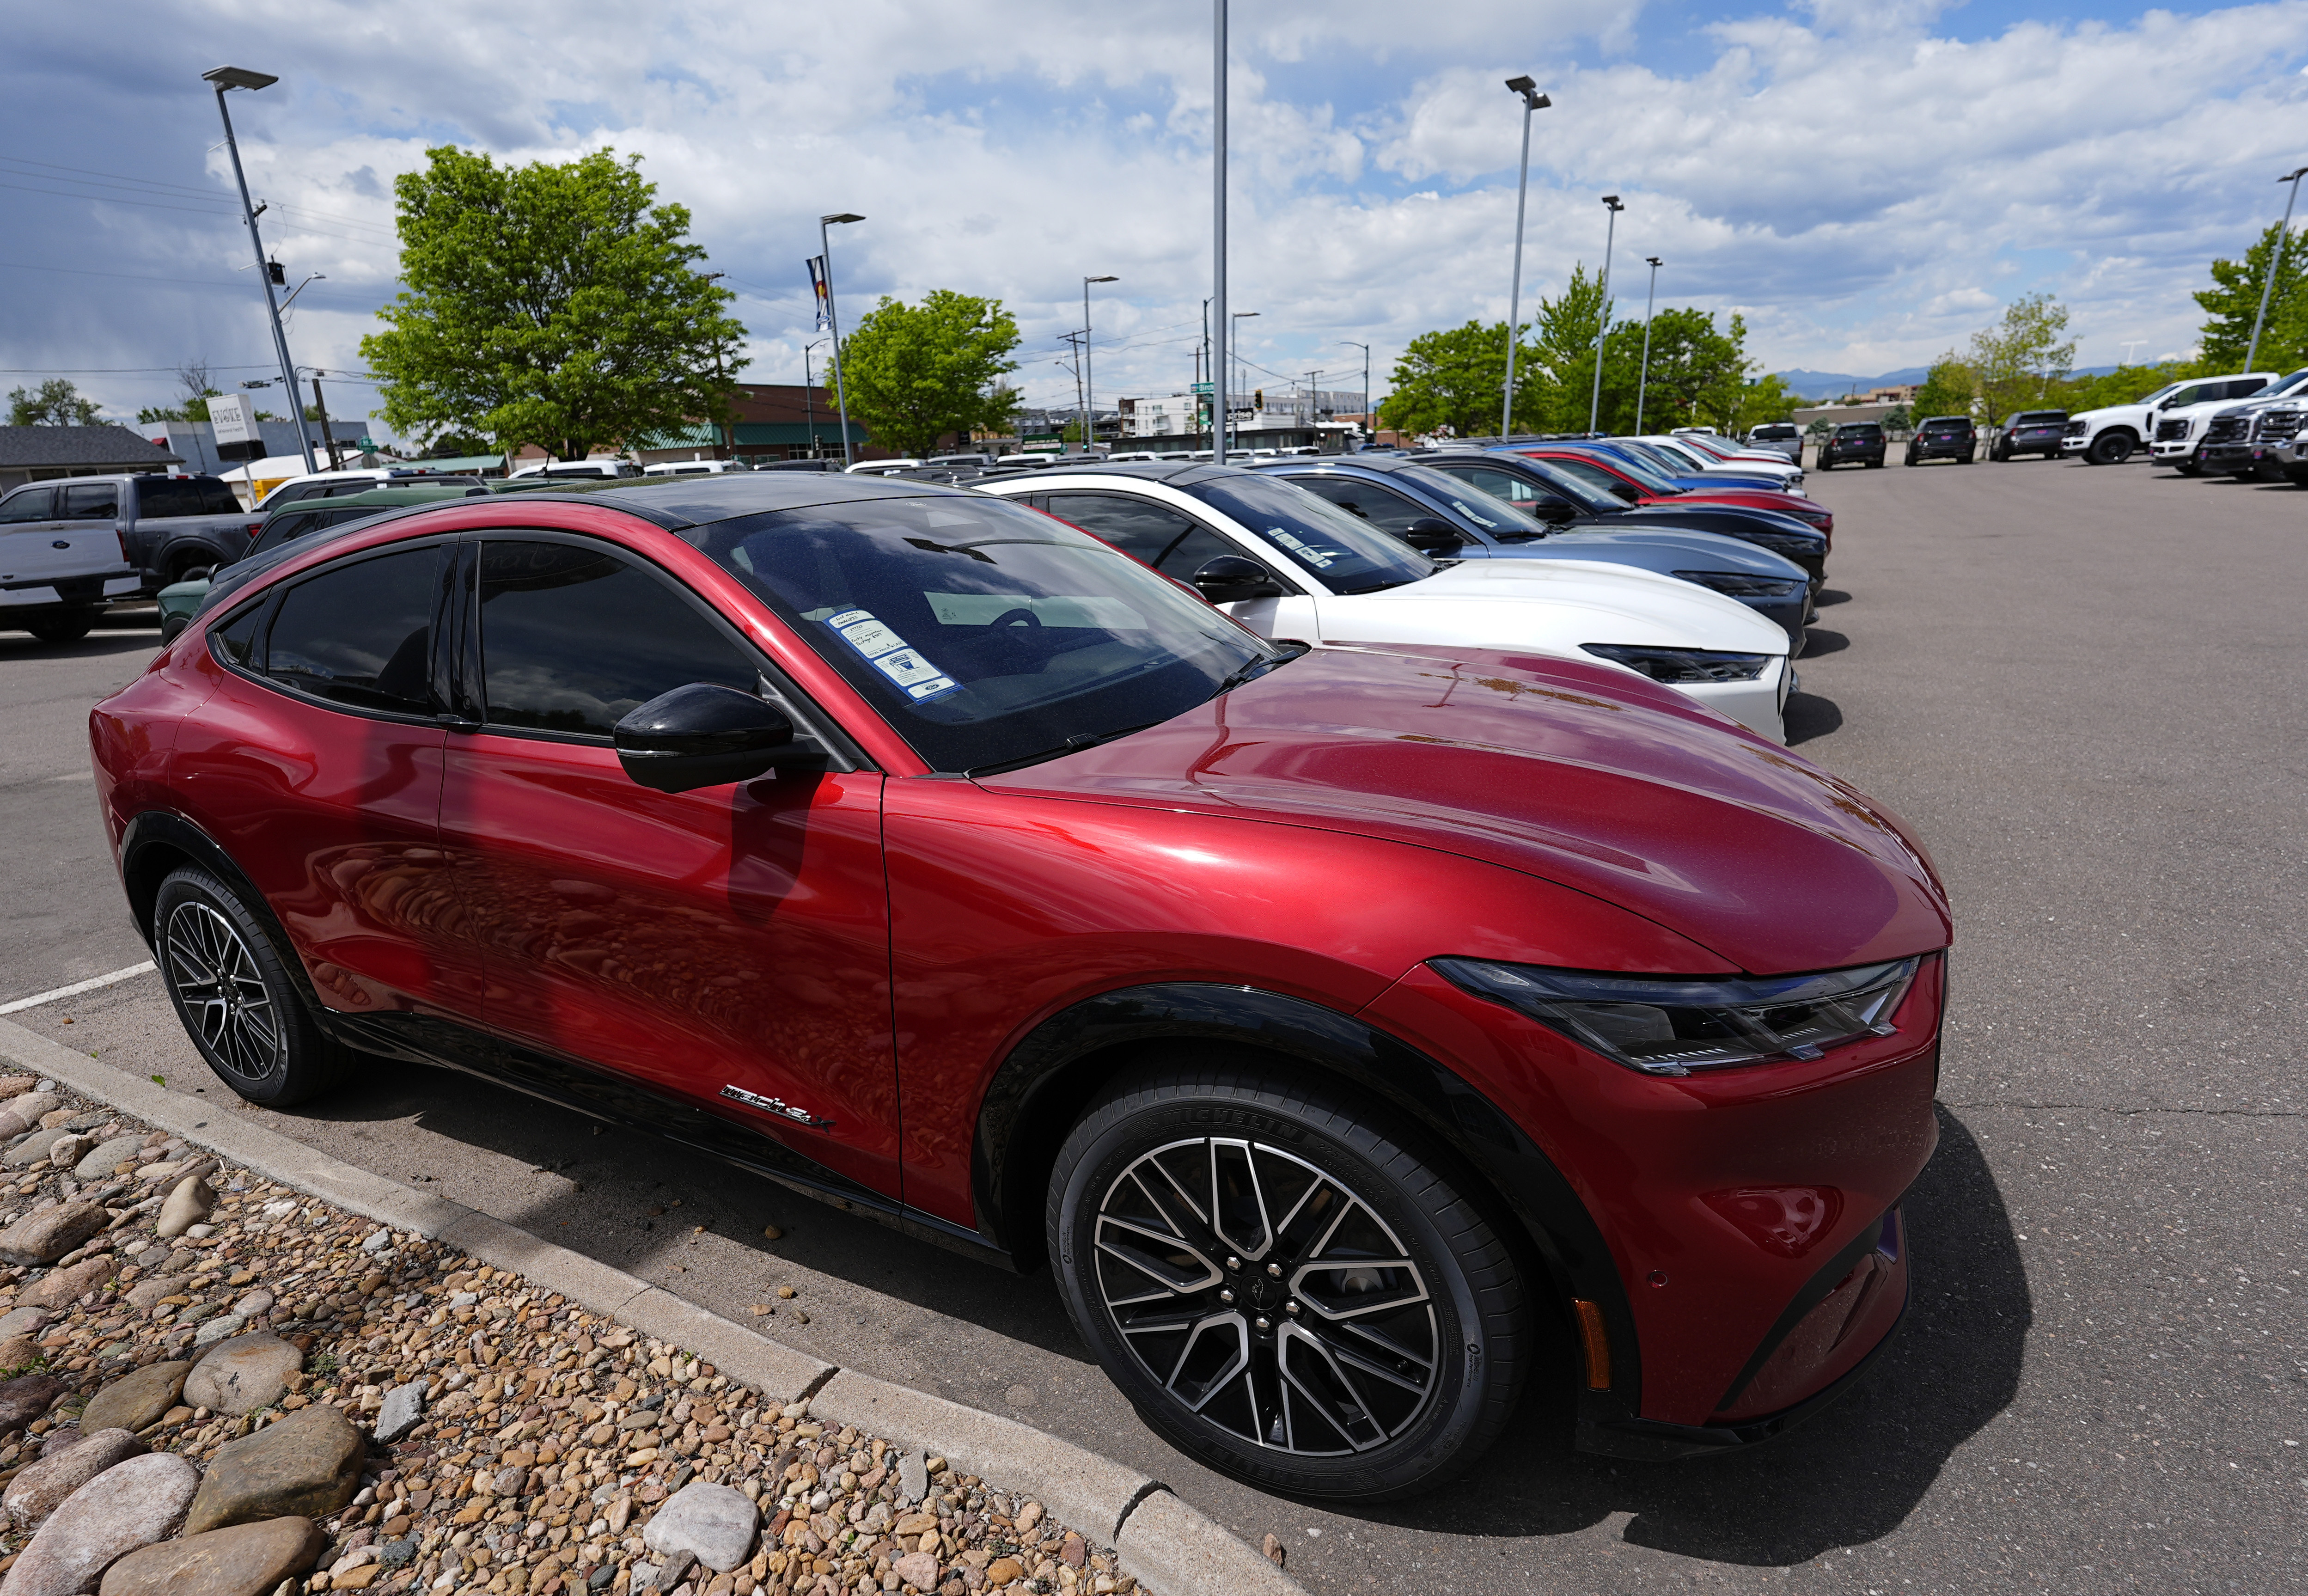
[0,1014,1308,1596]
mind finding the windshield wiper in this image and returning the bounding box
[1211,641,1307,697]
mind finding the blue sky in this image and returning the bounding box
[3,0,2304,433]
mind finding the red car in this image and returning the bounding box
[1518,445,1835,546]
[90,476,1948,1501]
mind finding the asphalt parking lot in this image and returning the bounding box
[3,455,2302,1595]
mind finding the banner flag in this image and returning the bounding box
[806,256,830,331]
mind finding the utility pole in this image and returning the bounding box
[1340,340,1369,448]
[803,339,826,459]
[203,66,316,474]
[818,214,864,466]
[1083,275,1117,457]
[1634,257,1663,434]
[309,372,340,469]
[1588,194,1625,435]
[1212,0,1228,465]
[1062,331,1088,451]
[1501,77,1551,439]
[2246,167,2308,374]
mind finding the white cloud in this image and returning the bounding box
[2,0,2303,426]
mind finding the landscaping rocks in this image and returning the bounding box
[0,1203,108,1267]
[2,1427,146,1529]
[0,1096,66,1140]
[71,1138,145,1185]
[2,1450,198,1596]
[79,1364,189,1438]
[182,1403,363,1535]
[0,1074,1143,1596]
[94,1515,329,1596]
[641,1481,759,1573]
[152,1179,211,1241]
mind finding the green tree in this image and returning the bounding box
[7,379,101,426]
[1968,293,2077,422]
[2195,221,2308,371]
[1525,265,1609,432]
[1909,352,1976,420]
[1378,320,1527,438]
[362,147,746,461]
[137,362,223,424]
[838,291,1022,456]
[2045,359,2194,413]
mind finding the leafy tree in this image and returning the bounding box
[1881,405,1912,431]
[1968,293,2077,422]
[1378,320,1525,438]
[362,147,746,462]
[2195,221,2308,371]
[1524,265,1610,433]
[1909,352,1976,420]
[2045,359,2194,414]
[1730,372,1801,433]
[7,379,101,426]
[136,361,222,424]
[838,291,1022,457]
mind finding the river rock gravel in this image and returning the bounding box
[0,1075,1145,1596]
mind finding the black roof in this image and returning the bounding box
[0,425,181,469]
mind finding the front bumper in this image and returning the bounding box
[1679,656,1790,742]
[2149,439,2199,461]
[1907,441,1972,460]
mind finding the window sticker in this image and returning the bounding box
[824,607,961,701]
[1264,527,1335,568]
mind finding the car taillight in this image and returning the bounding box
[116,531,129,562]
[247,521,263,539]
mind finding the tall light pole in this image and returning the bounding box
[1634,256,1663,434]
[202,65,316,475]
[1501,76,1552,440]
[1588,194,1624,435]
[2245,166,2308,374]
[1212,0,1229,464]
[1230,310,1258,454]
[1340,340,1370,448]
[803,338,827,459]
[1082,275,1117,456]
[818,212,864,466]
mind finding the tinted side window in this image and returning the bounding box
[208,600,265,670]
[198,479,241,515]
[2226,379,2268,400]
[477,540,756,737]
[1441,465,1569,512]
[61,484,121,520]
[1288,475,1431,534]
[0,489,55,523]
[1539,457,1631,498]
[1041,494,1234,577]
[263,545,440,717]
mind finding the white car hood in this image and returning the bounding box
[1313,556,1790,656]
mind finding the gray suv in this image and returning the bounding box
[1746,423,1802,463]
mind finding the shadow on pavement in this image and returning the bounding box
[1798,628,1849,658]
[1350,1106,2029,1566]
[0,634,159,662]
[1783,691,1842,744]
[1813,589,1852,607]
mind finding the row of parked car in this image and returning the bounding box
[92,435,1948,1504]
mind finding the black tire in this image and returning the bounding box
[1992,443,2010,462]
[2086,431,2134,465]
[1816,459,1832,471]
[23,609,98,644]
[159,612,191,644]
[1047,1056,1529,1502]
[162,550,214,587]
[153,866,350,1107]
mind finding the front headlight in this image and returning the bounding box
[1672,570,1806,600]
[1581,643,1771,683]
[1431,956,1921,1075]
[1740,530,1824,559]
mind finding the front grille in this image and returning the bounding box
[2156,418,2191,443]
[2253,409,2303,443]
[2204,416,2248,446]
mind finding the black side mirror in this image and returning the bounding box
[1609,481,1644,502]
[1190,554,1286,603]
[613,682,817,793]
[1401,517,1464,553]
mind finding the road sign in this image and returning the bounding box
[1191,382,1214,395]
[208,391,255,447]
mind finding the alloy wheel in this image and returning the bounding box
[1092,1135,1439,1456]
[164,899,282,1080]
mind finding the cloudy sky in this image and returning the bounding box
[4,0,2305,434]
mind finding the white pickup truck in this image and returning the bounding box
[0,479,144,642]
[2061,372,2275,465]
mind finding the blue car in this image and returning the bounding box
[1583,439,1805,496]
[1251,455,1813,644]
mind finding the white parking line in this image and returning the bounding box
[0,961,157,1015]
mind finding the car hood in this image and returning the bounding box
[982,644,1950,974]
[1540,526,1807,577]
[1334,557,1791,654]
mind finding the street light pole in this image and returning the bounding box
[1340,341,1370,449]
[1212,0,1228,465]
[803,339,826,459]
[1634,256,1662,434]
[203,65,316,475]
[1500,77,1552,440]
[1588,194,1624,435]
[2245,166,2308,374]
[1083,275,1117,457]
[818,213,864,467]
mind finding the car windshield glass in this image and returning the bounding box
[1496,457,1620,514]
[1175,472,1434,593]
[2010,412,2065,425]
[2257,369,2308,398]
[1566,448,1679,495]
[1838,425,1881,436]
[1388,464,1551,537]
[682,494,1282,774]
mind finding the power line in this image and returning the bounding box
[0,156,401,238]
[0,363,277,373]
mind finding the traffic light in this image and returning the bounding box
[1253,388,1264,410]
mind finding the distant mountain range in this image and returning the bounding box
[1773,364,2123,398]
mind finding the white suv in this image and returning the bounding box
[2064,373,2274,466]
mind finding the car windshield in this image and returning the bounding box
[682,493,1283,773]
[1386,464,1552,538]
[1501,456,1624,514]
[1560,447,1681,495]
[2257,368,2308,399]
[1838,425,1882,437]
[2010,412,2065,425]
[1175,472,1434,593]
